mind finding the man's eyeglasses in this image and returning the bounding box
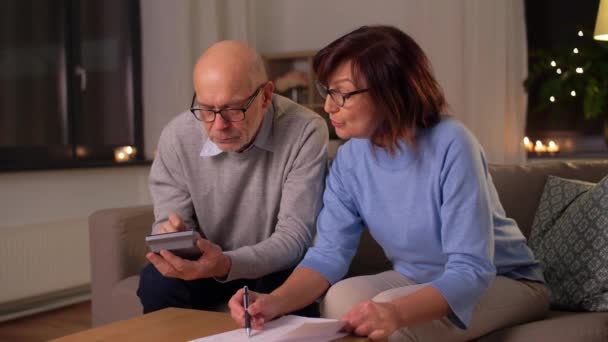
[315,81,369,107]
[190,84,265,122]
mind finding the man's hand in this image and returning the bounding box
[146,238,231,280]
[228,288,284,330]
[341,300,403,340]
[147,213,232,280]
[155,213,187,234]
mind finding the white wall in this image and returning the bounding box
[0,167,151,307]
[0,167,151,228]
[140,1,196,160]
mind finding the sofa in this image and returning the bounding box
[89,160,608,341]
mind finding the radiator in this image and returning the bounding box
[0,217,91,322]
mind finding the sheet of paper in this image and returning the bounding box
[190,315,348,342]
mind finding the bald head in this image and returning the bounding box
[191,41,274,153]
[193,40,267,94]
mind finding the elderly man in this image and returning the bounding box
[137,41,328,314]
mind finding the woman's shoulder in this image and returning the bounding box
[332,138,369,168]
[431,115,468,136]
[426,116,478,147]
[422,116,487,169]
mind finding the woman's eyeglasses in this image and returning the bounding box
[315,81,369,107]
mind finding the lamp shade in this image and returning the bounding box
[595,0,608,41]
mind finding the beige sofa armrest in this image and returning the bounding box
[89,205,153,325]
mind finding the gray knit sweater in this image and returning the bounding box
[149,94,328,281]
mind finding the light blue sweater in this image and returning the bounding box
[298,117,544,328]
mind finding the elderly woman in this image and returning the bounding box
[229,25,549,341]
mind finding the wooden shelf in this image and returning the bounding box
[263,50,338,139]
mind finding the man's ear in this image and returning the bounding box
[261,81,275,109]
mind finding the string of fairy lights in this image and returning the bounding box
[548,30,585,103]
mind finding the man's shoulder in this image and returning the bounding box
[161,111,204,143]
[272,94,325,128]
[270,95,328,147]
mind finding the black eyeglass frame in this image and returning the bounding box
[190,83,266,122]
[315,81,369,107]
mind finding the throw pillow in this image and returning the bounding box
[529,175,608,311]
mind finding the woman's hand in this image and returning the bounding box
[341,300,403,340]
[228,288,284,330]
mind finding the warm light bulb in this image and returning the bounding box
[523,137,530,144]
[578,30,584,37]
[556,68,562,74]
[125,146,134,154]
[571,90,577,97]
[550,60,557,67]
[576,67,584,73]
[550,96,555,102]
[573,48,579,54]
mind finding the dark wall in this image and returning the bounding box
[526,0,599,51]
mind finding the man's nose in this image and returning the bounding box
[212,113,230,129]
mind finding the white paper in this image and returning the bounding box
[190,315,348,342]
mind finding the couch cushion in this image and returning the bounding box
[476,310,608,342]
[529,175,608,311]
[489,161,608,238]
[110,275,143,323]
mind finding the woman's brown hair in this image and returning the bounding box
[314,25,446,154]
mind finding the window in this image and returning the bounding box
[525,0,608,158]
[0,0,143,171]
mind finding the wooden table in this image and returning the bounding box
[51,308,371,341]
